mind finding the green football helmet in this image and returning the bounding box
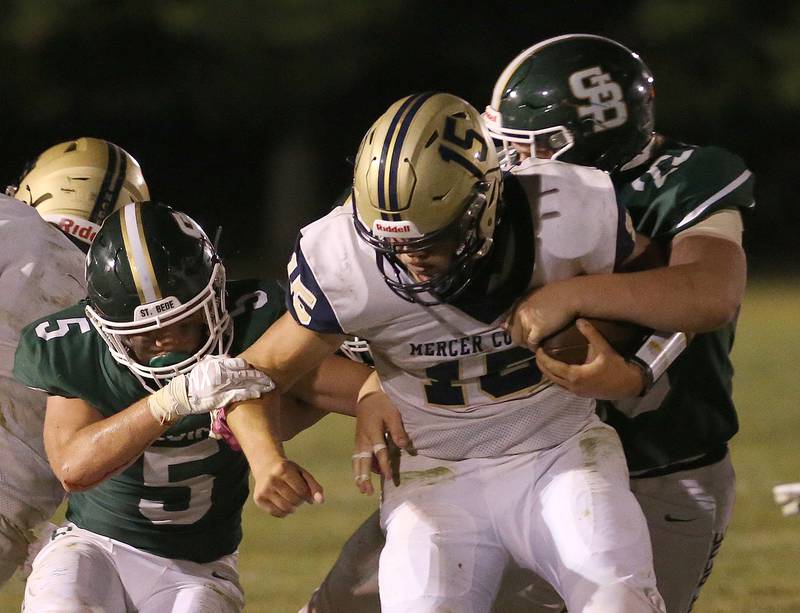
[8,137,150,249]
[485,34,655,172]
[85,201,232,389]
[352,92,502,304]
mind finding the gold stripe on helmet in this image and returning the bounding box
[121,202,162,303]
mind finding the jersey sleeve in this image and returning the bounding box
[614,207,636,270]
[0,198,86,381]
[13,304,93,398]
[671,147,754,232]
[625,145,755,239]
[284,201,383,336]
[285,237,344,334]
[225,278,288,354]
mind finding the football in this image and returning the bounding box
[540,318,649,365]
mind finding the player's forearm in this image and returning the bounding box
[290,355,372,417]
[568,241,745,332]
[226,391,286,475]
[358,370,383,402]
[51,398,170,491]
[238,312,347,395]
[279,396,328,440]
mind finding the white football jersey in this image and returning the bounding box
[288,161,633,459]
[0,194,86,522]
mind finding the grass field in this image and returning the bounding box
[1,279,798,612]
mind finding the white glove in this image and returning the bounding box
[773,482,800,517]
[148,355,275,424]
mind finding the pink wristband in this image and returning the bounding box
[210,406,242,452]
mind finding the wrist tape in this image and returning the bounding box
[148,374,190,424]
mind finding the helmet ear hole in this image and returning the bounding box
[577,116,596,135]
[549,132,569,149]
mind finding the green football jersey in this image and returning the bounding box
[13,278,286,562]
[603,139,755,476]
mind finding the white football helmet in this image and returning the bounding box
[8,137,150,248]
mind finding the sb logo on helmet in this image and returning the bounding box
[568,67,629,132]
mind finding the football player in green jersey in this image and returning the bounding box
[485,34,752,612]
[0,138,149,586]
[13,201,372,612]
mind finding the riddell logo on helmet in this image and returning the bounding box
[59,219,96,242]
[375,222,413,234]
[44,214,101,245]
[372,219,423,238]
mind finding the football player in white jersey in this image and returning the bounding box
[219,92,665,612]
[0,137,150,585]
[302,37,750,613]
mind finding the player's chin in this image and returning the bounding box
[408,269,433,282]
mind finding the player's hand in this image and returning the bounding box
[504,281,580,350]
[352,391,412,495]
[149,355,276,424]
[773,482,800,516]
[186,355,275,413]
[535,319,645,399]
[252,457,324,518]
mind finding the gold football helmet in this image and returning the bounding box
[352,92,502,303]
[8,137,150,248]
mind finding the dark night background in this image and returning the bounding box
[1,0,797,279]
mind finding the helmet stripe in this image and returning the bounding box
[377,94,419,216]
[90,142,127,224]
[387,91,437,213]
[120,203,162,303]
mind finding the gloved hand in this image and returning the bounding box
[148,355,275,424]
[773,482,800,517]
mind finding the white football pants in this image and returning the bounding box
[378,422,665,613]
[493,453,736,613]
[23,523,244,613]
